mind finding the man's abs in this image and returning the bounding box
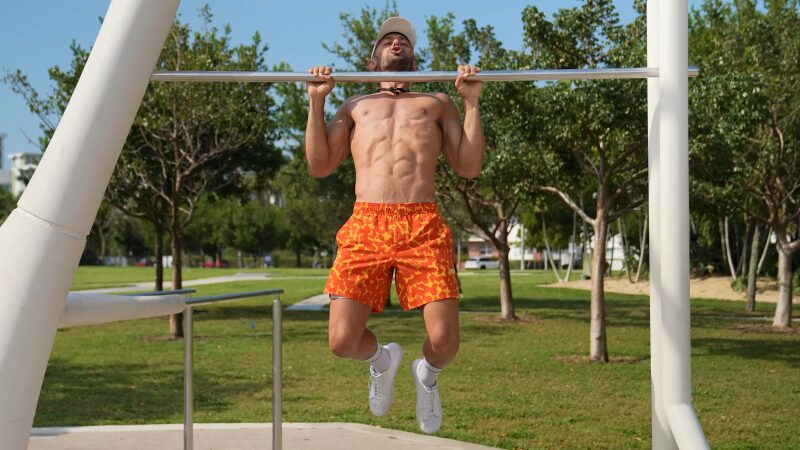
[348,93,445,203]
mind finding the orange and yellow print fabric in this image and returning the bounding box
[324,202,460,313]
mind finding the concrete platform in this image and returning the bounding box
[29,423,499,450]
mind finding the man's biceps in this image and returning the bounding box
[443,118,463,141]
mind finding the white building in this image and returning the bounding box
[0,133,41,198]
[465,221,627,272]
[7,152,40,197]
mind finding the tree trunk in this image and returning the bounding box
[519,226,525,270]
[634,213,648,283]
[772,245,794,328]
[719,220,729,277]
[542,213,564,282]
[565,211,577,282]
[169,211,184,339]
[98,227,107,262]
[155,226,164,291]
[724,217,738,282]
[295,248,302,267]
[619,219,630,280]
[497,226,516,320]
[736,220,751,279]
[581,197,591,280]
[757,230,771,275]
[745,223,760,312]
[607,224,615,277]
[590,210,609,362]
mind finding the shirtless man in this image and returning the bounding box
[305,17,484,434]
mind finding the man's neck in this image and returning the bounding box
[378,81,412,91]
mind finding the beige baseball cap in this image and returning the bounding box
[371,17,417,58]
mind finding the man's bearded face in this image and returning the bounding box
[374,33,415,71]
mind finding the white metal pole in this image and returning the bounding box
[658,0,710,448]
[647,1,676,448]
[150,68,698,83]
[0,1,180,448]
[184,307,194,450]
[273,298,283,450]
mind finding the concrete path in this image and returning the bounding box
[286,293,330,311]
[29,423,499,450]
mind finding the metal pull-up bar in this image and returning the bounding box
[150,67,699,83]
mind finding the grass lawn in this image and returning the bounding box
[70,266,331,290]
[38,269,800,449]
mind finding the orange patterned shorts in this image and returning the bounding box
[324,202,460,313]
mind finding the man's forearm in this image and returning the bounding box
[305,97,331,176]
[457,98,485,177]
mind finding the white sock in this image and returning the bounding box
[417,359,442,388]
[366,343,391,373]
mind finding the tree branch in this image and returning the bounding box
[534,185,596,226]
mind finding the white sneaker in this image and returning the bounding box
[411,359,442,434]
[368,343,403,416]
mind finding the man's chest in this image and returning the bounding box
[350,95,443,126]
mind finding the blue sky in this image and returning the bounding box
[0,0,700,168]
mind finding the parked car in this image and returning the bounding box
[464,256,499,270]
[135,258,154,267]
[201,259,230,268]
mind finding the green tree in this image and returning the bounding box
[271,65,351,266]
[520,198,579,281]
[690,0,800,327]
[0,190,15,223]
[521,0,649,361]
[424,14,540,321]
[183,195,236,264]
[231,200,285,262]
[6,8,285,337]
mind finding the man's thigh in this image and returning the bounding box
[421,298,460,340]
[328,297,373,339]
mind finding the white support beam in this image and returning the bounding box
[647,0,676,447]
[58,293,186,329]
[658,0,710,448]
[0,1,181,448]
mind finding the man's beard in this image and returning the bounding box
[380,53,414,71]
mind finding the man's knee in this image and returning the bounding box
[429,327,460,359]
[328,327,363,358]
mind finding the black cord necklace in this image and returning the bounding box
[377,87,410,95]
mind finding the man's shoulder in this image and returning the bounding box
[342,94,365,105]
[426,92,454,102]
[342,92,384,105]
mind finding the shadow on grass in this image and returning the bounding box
[693,337,800,368]
[460,292,655,328]
[35,358,265,426]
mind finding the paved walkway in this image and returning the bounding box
[286,293,330,311]
[29,423,499,450]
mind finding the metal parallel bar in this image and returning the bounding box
[151,67,699,83]
[272,297,282,450]
[121,288,196,297]
[178,290,286,449]
[183,306,194,450]
[185,289,285,306]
